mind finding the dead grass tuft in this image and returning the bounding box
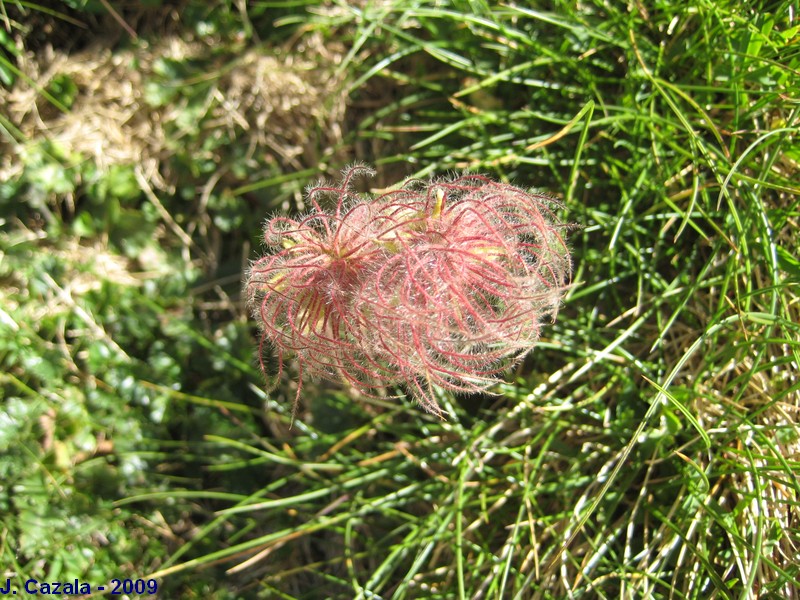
[0,32,348,191]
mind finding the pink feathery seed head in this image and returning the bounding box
[245,167,387,395]
[245,165,573,416]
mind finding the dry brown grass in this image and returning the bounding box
[0,31,348,193]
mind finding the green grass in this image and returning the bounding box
[1,0,798,598]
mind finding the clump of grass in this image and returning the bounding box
[224,1,798,597]
[246,164,572,415]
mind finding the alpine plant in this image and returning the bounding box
[245,165,572,417]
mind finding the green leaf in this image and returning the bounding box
[47,74,79,110]
[777,245,800,280]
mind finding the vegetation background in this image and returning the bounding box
[1,0,797,598]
